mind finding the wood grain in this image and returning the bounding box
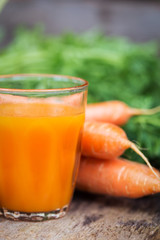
[1,191,160,240]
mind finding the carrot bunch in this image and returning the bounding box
[76,101,160,198]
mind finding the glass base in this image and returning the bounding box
[2,205,68,221]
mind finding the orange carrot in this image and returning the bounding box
[82,121,159,179]
[76,157,160,198]
[86,100,160,125]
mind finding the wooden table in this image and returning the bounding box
[0,191,160,240]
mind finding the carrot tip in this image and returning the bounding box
[130,142,160,180]
[132,106,160,116]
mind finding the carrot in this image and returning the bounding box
[82,121,159,179]
[76,157,160,198]
[86,100,160,125]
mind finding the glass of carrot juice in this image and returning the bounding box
[0,74,88,221]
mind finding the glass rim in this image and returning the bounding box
[0,73,88,93]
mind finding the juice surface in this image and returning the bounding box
[0,103,84,212]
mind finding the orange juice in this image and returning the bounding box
[0,103,84,212]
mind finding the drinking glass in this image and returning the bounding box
[0,74,88,221]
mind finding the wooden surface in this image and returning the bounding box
[0,0,160,47]
[1,191,160,240]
